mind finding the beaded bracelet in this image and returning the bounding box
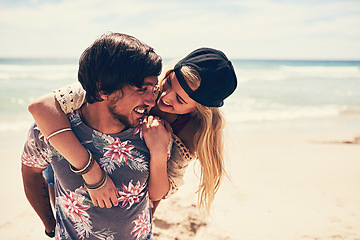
[83,168,108,190]
[69,150,95,175]
[46,128,72,141]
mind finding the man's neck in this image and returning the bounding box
[80,102,126,134]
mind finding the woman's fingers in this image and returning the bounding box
[143,115,161,129]
[91,194,118,209]
[146,115,153,128]
[111,190,119,207]
[142,116,171,135]
[104,199,113,209]
[86,176,120,208]
[97,199,105,208]
[91,196,117,208]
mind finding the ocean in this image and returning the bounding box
[1,58,359,134]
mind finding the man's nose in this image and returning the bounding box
[144,89,156,107]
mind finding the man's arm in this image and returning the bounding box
[21,164,56,234]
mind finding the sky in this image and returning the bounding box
[0,0,360,60]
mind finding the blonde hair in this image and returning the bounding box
[179,66,227,212]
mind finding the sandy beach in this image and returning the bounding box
[1,0,360,237]
[1,115,360,240]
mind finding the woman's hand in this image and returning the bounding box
[82,162,119,208]
[142,115,171,156]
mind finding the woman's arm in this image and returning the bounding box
[28,92,89,167]
[28,87,119,208]
[142,116,171,201]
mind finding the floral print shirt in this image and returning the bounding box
[53,82,196,198]
[22,111,153,240]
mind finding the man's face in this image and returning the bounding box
[106,76,158,128]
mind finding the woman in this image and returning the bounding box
[29,47,237,212]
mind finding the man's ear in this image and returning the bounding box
[99,91,108,100]
[102,90,123,102]
[97,82,108,100]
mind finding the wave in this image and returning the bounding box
[0,117,33,132]
[280,65,359,73]
[0,64,78,72]
[279,65,360,79]
[0,64,78,81]
[234,65,360,82]
[223,99,360,122]
[0,72,77,81]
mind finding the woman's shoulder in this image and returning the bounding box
[171,133,196,161]
[53,82,86,114]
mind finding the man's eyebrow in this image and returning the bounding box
[142,81,156,87]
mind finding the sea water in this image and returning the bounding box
[0,58,359,133]
[0,58,78,132]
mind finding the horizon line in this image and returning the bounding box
[1,56,360,62]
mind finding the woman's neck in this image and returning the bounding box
[150,105,180,124]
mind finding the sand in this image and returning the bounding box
[1,117,360,240]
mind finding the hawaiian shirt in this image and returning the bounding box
[22,111,153,240]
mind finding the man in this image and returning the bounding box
[21,32,167,239]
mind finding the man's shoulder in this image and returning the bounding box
[22,122,52,168]
[67,110,82,126]
[27,122,46,142]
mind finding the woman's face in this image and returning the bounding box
[157,71,197,115]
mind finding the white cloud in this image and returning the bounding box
[0,0,359,59]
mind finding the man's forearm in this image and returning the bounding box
[22,164,56,233]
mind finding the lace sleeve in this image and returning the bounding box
[53,82,86,114]
[163,134,196,198]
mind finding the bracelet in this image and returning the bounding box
[45,229,55,238]
[47,128,72,141]
[69,150,94,175]
[84,168,108,190]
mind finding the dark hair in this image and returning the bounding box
[78,32,162,103]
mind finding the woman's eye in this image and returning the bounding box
[166,77,172,86]
[176,96,184,105]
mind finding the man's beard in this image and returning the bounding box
[108,104,134,129]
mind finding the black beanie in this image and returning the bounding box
[174,47,237,107]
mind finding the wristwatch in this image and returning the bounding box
[45,229,55,238]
